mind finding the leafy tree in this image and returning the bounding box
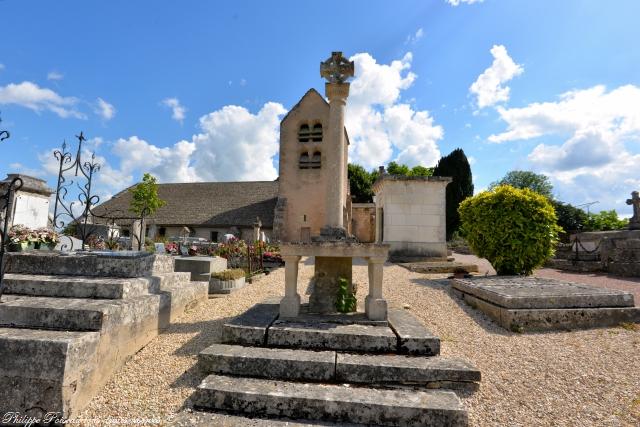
[386,161,410,176]
[551,200,588,235]
[459,185,561,275]
[584,210,628,231]
[432,148,474,240]
[348,164,375,203]
[408,165,434,177]
[490,170,554,199]
[128,173,166,216]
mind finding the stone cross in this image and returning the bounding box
[627,191,640,230]
[320,52,354,84]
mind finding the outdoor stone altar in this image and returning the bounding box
[187,52,480,426]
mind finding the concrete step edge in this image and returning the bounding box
[193,374,468,427]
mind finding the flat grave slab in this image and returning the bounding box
[452,276,640,331]
[452,276,635,309]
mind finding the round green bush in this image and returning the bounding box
[458,185,561,276]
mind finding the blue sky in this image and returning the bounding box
[1,0,639,215]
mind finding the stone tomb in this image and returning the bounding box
[452,276,640,331]
[0,251,207,418]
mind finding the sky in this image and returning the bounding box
[1,0,639,216]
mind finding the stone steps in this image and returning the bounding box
[1,273,161,299]
[198,343,480,390]
[192,374,468,427]
[0,327,101,416]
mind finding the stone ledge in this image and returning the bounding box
[335,354,480,386]
[455,291,640,332]
[388,309,440,356]
[199,343,335,381]
[267,321,397,353]
[193,375,468,427]
[1,274,161,299]
[281,242,390,258]
[222,297,281,346]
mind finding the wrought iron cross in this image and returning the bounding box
[626,191,640,227]
[320,52,355,84]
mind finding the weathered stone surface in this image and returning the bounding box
[209,276,246,294]
[222,297,280,345]
[0,328,100,418]
[280,242,390,258]
[457,292,640,332]
[400,261,479,274]
[5,252,175,277]
[0,272,207,417]
[175,256,227,282]
[336,354,480,387]
[452,276,635,309]
[0,295,112,331]
[199,343,335,381]
[193,374,468,427]
[309,257,353,314]
[388,308,440,356]
[501,306,640,332]
[172,411,361,426]
[1,273,160,299]
[268,320,397,353]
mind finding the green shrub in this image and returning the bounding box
[458,185,561,276]
[211,268,246,281]
[335,277,357,313]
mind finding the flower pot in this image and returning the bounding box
[8,241,35,252]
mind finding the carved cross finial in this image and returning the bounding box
[320,52,355,84]
[626,191,640,229]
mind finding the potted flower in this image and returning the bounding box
[34,227,59,250]
[7,225,37,251]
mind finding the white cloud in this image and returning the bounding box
[346,52,443,169]
[447,0,484,5]
[47,71,64,81]
[405,28,424,45]
[95,97,116,121]
[489,84,640,211]
[162,97,186,123]
[190,102,286,181]
[469,45,523,110]
[0,81,85,118]
[109,136,198,186]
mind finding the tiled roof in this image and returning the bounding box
[91,181,279,227]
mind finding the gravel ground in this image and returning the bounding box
[79,258,640,427]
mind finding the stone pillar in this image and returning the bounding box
[280,255,301,318]
[325,82,350,229]
[365,257,387,320]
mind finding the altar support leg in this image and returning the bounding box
[280,255,301,318]
[365,257,387,320]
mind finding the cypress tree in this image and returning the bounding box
[432,148,474,240]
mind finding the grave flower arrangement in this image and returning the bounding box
[7,225,38,251]
[33,227,59,249]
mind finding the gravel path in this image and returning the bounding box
[79,260,640,426]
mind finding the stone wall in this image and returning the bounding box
[352,203,375,243]
[373,176,451,260]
